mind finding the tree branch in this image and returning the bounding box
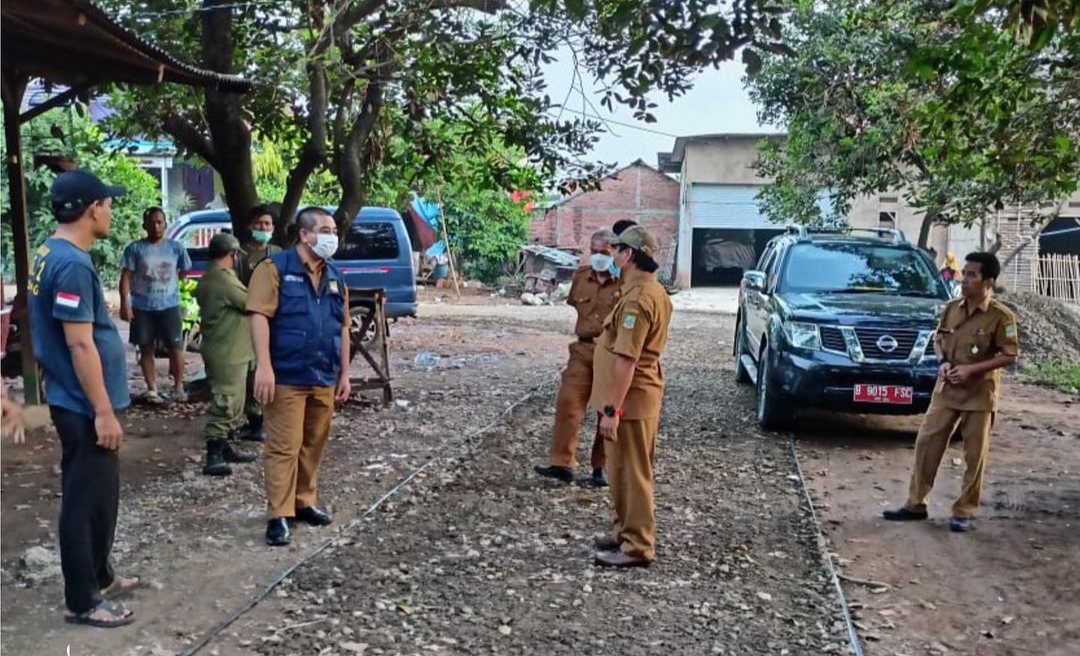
[161,113,217,168]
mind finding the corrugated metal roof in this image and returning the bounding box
[2,0,251,92]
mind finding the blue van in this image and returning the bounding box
[167,207,418,318]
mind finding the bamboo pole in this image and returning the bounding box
[435,190,462,300]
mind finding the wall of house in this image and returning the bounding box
[530,164,680,277]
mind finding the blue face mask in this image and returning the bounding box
[608,261,620,278]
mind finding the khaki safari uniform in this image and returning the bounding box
[247,246,349,520]
[905,296,1019,519]
[194,261,255,440]
[590,275,673,562]
[548,265,621,471]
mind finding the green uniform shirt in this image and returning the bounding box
[194,261,254,366]
[238,243,281,287]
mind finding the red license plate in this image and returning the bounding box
[853,384,913,405]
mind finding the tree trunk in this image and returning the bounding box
[916,207,937,249]
[202,0,258,234]
[334,79,386,233]
[280,0,331,230]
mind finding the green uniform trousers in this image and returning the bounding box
[245,363,262,418]
[205,360,254,441]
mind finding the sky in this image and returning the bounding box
[542,55,769,169]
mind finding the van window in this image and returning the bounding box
[175,223,230,248]
[338,222,399,260]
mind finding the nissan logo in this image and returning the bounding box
[876,334,899,353]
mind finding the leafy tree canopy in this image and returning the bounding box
[96,0,786,236]
[748,0,1080,247]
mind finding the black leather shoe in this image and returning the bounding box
[591,469,609,488]
[294,506,333,527]
[534,465,574,483]
[223,441,257,464]
[266,518,291,546]
[882,507,929,521]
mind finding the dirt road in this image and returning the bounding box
[2,299,1077,656]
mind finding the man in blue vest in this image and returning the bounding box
[248,207,352,546]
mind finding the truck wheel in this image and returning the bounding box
[756,344,794,430]
[734,317,752,385]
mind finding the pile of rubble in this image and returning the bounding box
[519,281,571,306]
[999,291,1080,363]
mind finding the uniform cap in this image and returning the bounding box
[51,169,125,219]
[208,232,242,258]
[609,225,659,258]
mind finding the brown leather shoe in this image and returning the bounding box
[594,550,651,568]
[594,532,620,551]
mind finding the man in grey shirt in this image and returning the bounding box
[119,207,191,403]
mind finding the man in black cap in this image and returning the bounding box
[193,233,259,476]
[27,170,137,627]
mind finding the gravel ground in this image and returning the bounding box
[214,312,850,656]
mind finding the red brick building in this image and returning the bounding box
[529,160,680,278]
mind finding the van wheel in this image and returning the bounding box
[734,317,752,385]
[756,344,794,431]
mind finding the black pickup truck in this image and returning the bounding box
[733,226,951,430]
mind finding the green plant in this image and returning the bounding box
[1,106,161,286]
[1021,363,1080,395]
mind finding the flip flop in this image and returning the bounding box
[64,599,135,629]
[102,575,142,599]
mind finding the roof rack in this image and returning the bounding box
[847,227,908,245]
[783,224,908,246]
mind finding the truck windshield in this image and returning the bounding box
[779,242,942,297]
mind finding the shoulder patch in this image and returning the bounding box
[1004,323,1017,338]
[623,314,636,330]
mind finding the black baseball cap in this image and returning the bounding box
[51,170,126,221]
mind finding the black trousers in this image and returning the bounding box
[51,406,120,614]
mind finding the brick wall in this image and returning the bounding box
[529,162,681,277]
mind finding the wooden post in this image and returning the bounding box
[1,70,41,404]
[435,191,462,299]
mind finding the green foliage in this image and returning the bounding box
[1,106,161,286]
[1022,362,1080,394]
[443,189,532,284]
[251,136,339,208]
[747,0,1080,246]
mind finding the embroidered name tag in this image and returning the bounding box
[283,274,305,283]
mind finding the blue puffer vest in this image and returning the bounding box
[268,249,346,387]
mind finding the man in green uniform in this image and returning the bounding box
[194,234,259,476]
[234,205,281,443]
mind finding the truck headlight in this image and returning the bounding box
[783,321,821,351]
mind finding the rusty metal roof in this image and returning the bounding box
[1,0,251,92]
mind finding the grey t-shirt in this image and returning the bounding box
[121,238,191,311]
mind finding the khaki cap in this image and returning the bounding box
[609,225,659,258]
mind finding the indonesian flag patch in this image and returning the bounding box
[56,292,81,309]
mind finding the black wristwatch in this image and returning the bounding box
[603,405,624,418]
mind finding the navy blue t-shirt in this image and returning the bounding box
[27,238,130,417]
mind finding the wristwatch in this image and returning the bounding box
[603,405,624,418]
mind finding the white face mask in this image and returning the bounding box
[309,233,338,260]
[590,253,613,273]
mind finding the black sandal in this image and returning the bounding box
[64,599,135,628]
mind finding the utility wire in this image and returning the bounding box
[548,107,679,138]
